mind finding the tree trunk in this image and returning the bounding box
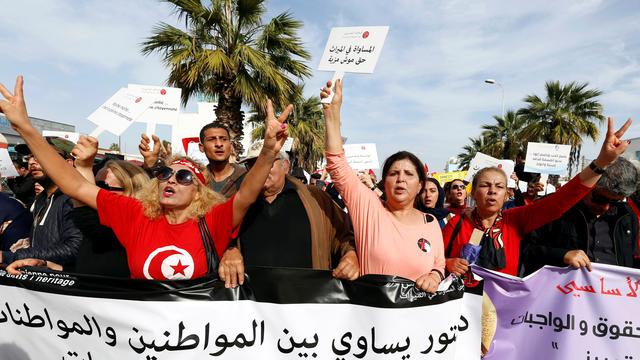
[214,86,245,156]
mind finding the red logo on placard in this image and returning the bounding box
[498,164,503,169]
[135,97,142,103]
[362,31,370,39]
[160,89,167,95]
[64,135,69,139]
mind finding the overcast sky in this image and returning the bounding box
[0,0,638,171]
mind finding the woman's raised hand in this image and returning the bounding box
[320,79,343,120]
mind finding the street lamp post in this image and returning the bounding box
[484,79,505,118]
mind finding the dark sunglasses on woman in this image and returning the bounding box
[154,167,195,186]
[96,181,125,192]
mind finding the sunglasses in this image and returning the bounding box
[96,181,125,192]
[154,167,195,186]
[590,193,622,205]
[451,184,466,190]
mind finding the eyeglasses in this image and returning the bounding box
[153,167,195,186]
[590,193,623,205]
[451,184,466,190]
[96,181,125,192]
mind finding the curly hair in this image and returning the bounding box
[104,160,150,199]
[137,155,226,220]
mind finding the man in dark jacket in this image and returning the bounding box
[0,193,31,253]
[218,141,358,288]
[522,157,640,275]
[1,149,82,266]
[6,159,35,206]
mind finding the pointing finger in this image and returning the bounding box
[266,99,275,121]
[15,75,24,99]
[335,78,343,97]
[278,104,294,123]
[614,118,632,138]
[0,82,13,100]
[606,117,614,138]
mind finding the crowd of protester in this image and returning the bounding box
[0,75,638,353]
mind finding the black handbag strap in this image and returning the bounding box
[446,214,465,257]
[198,217,219,275]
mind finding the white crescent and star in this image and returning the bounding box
[142,245,195,280]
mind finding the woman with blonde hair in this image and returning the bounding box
[102,160,150,198]
[1,75,292,280]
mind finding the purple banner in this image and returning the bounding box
[473,264,640,360]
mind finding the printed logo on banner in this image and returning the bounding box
[142,245,195,280]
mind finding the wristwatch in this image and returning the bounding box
[589,160,606,174]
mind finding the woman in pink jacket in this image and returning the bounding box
[321,80,445,293]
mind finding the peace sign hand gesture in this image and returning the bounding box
[595,117,632,168]
[261,99,292,155]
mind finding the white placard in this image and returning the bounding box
[42,131,80,144]
[537,173,549,196]
[523,142,571,175]
[343,143,380,170]
[171,103,217,157]
[283,137,294,152]
[0,148,19,177]
[87,88,154,136]
[464,152,515,182]
[518,180,528,193]
[128,84,182,126]
[186,140,209,165]
[318,26,389,74]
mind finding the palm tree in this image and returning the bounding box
[141,0,312,153]
[248,85,324,173]
[518,81,605,175]
[481,110,527,160]
[457,135,491,170]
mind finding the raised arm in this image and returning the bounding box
[0,76,99,209]
[138,133,162,169]
[509,117,633,234]
[231,100,292,227]
[321,79,344,153]
[578,117,632,186]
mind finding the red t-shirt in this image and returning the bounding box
[97,189,238,280]
[442,176,592,276]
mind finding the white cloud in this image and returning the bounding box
[1,0,638,170]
